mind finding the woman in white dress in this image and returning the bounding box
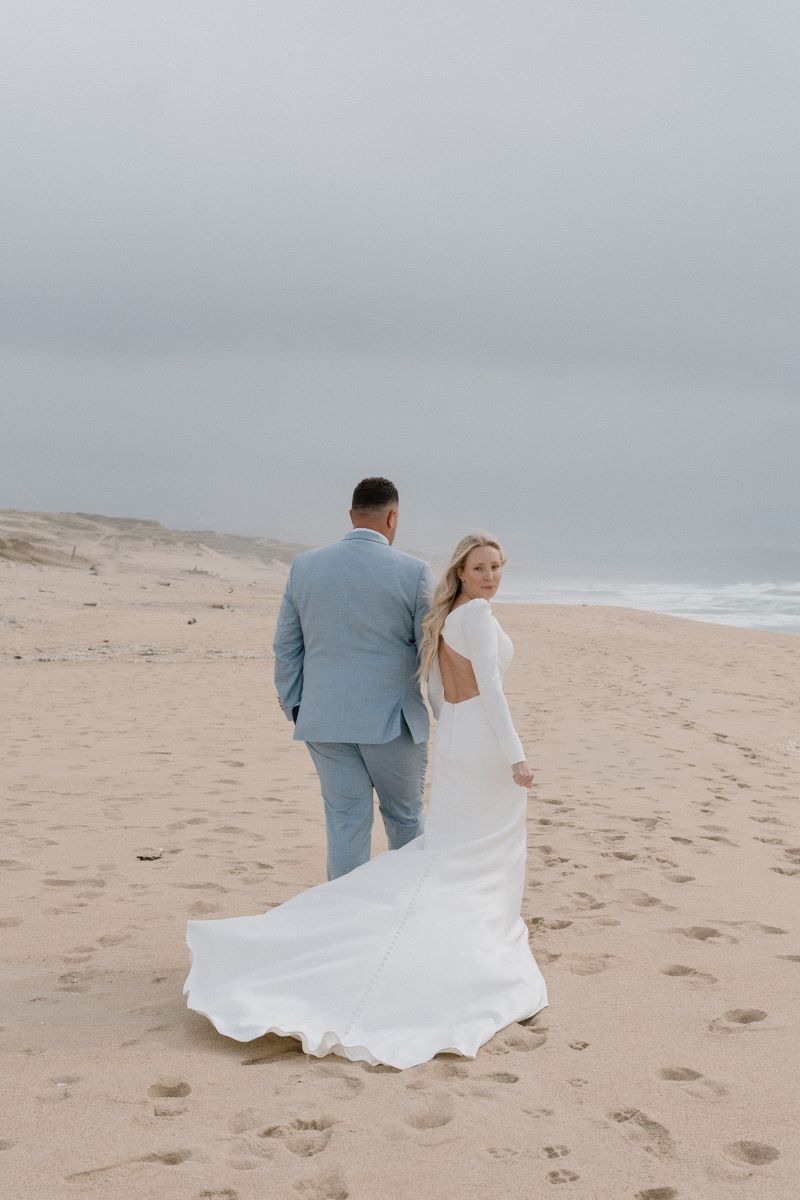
[183,533,548,1069]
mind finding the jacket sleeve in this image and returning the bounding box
[273,563,305,721]
[461,601,525,765]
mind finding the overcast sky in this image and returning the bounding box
[1,1,798,571]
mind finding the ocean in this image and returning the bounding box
[497,579,800,637]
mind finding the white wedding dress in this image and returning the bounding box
[183,598,548,1069]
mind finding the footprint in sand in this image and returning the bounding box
[484,1071,519,1084]
[294,1167,350,1199]
[139,1149,193,1166]
[543,1145,571,1158]
[241,1036,305,1067]
[726,921,788,937]
[433,1062,469,1079]
[547,1168,580,1183]
[561,953,618,976]
[148,1077,191,1098]
[607,1108,675,1159]
[61,947,95,965]
[96,933,131,947]
[685,1077,729,1101]
[671,926,736,944]
[536,949,561,965]
[190,900,222,915]
[657,1067,728,1101]
[657,1066,701,1082]
[261,1117,337,1157]
[664,873,694,883]
[225,1143,269,1171]
[634,1190,678,1199]
[312,1065,365,1101]
[568,892,606,911]
[723,1141,780,1166]
[56,970,94,993]
[659,964,718,985]
[403,1062,465,1095]
[488,1021,548,1053]
[709,1008,775,1034]
[403,1097,454,1130]
[228,1110,262,1134]
[619,890,674,911]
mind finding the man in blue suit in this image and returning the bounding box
[273,477,435,879]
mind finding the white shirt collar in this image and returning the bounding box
[350,527,389,545]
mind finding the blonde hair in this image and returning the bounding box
[418,533,507,682]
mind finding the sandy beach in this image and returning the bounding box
[2,538,799,1199]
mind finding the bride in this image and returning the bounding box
[183,533,548,1069]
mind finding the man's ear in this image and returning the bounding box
[387,508,399,531]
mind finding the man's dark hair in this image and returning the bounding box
[351,477,399,512]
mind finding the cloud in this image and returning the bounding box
[1,1,798,565]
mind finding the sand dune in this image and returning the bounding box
[0,537,95,570]
[1,540,798,1199]
[0,509,306,584]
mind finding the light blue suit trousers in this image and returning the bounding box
[307,716,428,879]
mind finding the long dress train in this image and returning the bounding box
[183,598,548,1070]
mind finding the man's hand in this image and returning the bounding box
[511,760,534,788]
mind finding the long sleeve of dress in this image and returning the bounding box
[461,601,525,765]
[426,655,444,721]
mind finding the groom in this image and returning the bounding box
[273,477,434,880]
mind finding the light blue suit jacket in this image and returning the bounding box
[273,529,434,745]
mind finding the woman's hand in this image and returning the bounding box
[511,760,534,788]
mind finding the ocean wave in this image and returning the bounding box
[498,580,800,636]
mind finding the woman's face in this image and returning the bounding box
[458,544,504,601]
